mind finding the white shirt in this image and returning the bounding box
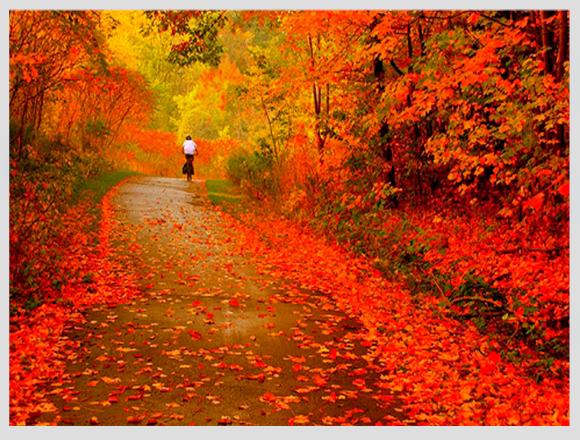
[183,139,197,155]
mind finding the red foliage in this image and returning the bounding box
[112,128,244,178]
[118,127,177,159]
[9,182,141,425]
[398,203,569,352]
[217,207,569,425]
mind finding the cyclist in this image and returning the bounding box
[182,135,197,180]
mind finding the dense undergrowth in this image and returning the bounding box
[9,128,138,309]
[211,179,569,424]
[219,162,569,380]
[313,198,568,370]
[9,163,141,425]
[8,124,145,425]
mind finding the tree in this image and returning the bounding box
[9,11,106,157]
[144,10,228,68]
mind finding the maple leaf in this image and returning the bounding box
[351,368,367,376]
[295,386,319,395]
[169,414,184,420]
[213,362,228,369]
[373,394,394,403]
[289,415,310,425]
[101,376,121,384]
[523,192,544,211]
[228,364,243,371]
[557,181,569,197]
[259,392,277,403]
[488,351,501,364]
[187,330,203,341]
[322,392,338,403]
[218,416,232,425]
[313,375,327,387]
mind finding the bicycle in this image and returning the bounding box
[185,155,194,181]
[182,154,195,182]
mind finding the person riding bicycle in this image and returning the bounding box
[182,135,197,180]
[183,135,197,159]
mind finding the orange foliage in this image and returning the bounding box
[219,207,569,425]
[9,182,141,425]
[8,9,569,426]
[393,203,569,351]
[43,65,153,150]
[112,126,182,176]
[10,11,155,155]
[194,137,246,178]
[232,10,569,369]
[111,127,246,179]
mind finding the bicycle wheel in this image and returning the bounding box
[186,160,193,181]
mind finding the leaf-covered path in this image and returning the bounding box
[37,177,406,426]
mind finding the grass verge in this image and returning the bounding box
[73,170,140,205]
[76,170,140,230]
[205,179,246,212]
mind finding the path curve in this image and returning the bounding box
[39,176,405,426]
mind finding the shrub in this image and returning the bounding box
[225,147,278,199]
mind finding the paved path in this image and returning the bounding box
[40,177,405,426]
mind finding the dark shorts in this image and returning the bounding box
[185,154,194,161]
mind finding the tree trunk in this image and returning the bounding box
[372,52,396,189]
[374,57,385,93]
[530,11,542,46]
[35,88,44,131]
[555,11,569,154]
[540,11,555,76]
[16,91,31,160]
[407,24,413,59]
[307,34,326,159]
[555,10,568,82]
[260,96,278,159]
[379,121,396,188]
[418,20,425,57]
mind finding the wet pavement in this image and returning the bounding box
[38,176,406,426]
